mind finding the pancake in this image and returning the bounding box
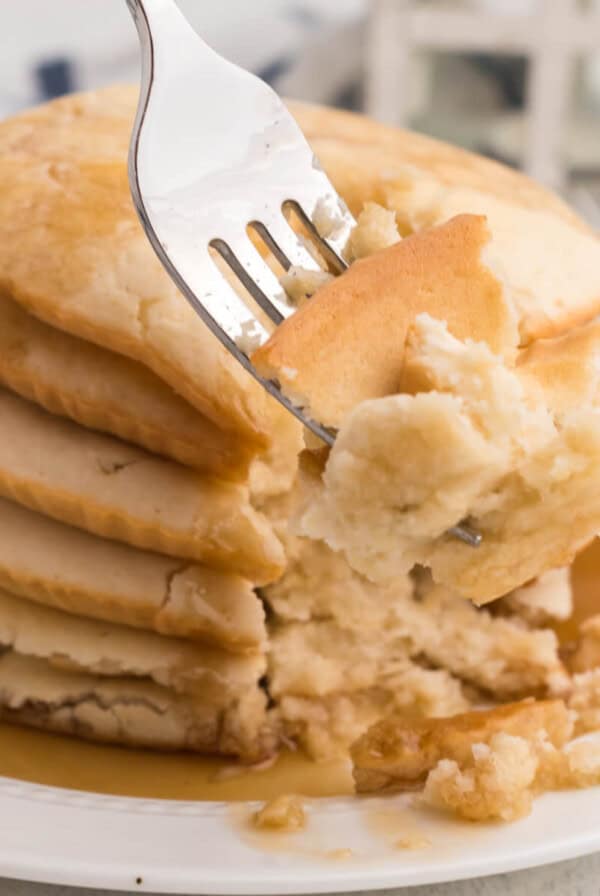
[501,568,572,625]
[2,87,600,771]
[254,214,519,427]
[265,533,567,698]
[0,291,253,479]
[0,387,283,583]
[0,587,265,700]
[517,317,600,414]
[0,496,265,651]
[3,87,599,442]
[298,100,600,344]
[0,86,294,452]
[351,700,572,794]
[0,652,271,759]
[298,315,600,602]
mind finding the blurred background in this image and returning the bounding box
[2,0,600,221]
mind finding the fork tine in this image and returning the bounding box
[210,239,284,326]
[448,523,483,548]
[249,221,295,272]
[284,200,348,274]
[216,235,298,324]
[162,247,273,354]
[254,212,325,273]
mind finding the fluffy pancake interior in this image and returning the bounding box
[298,313,600,602]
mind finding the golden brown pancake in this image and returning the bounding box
[0,387,283,582]
[0,496,266,651]
[0,291,253,479]
[254,214,518,427]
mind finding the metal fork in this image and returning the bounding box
[125,0,481,549]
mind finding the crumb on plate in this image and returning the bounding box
[252,794,306,831]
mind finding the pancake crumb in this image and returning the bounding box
[312,197,346,240]
[395,835,431,850]
[568,668,600,734]
[281,266,334,306]
[236,320,264,356]
[569,617,600,674]
[423,732,600,822]
[346,202,400,261]
[252,794,306,831]
[326,848,354,860]
[422,733,537,822]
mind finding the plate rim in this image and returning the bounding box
[1,774,600,894]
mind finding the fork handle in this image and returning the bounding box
[126,0,193,38]
[126,0,198,32]
[126,0,216,79]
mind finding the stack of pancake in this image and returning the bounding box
[0,85,303,761]
[0,85,598,763]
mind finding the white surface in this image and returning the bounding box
[2,774,600,894]
[4,853,600,895]
[0,0,366,116]
[363,0,600,189]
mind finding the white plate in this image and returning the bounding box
[2,774,600,894]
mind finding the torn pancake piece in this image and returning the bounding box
[421,730,600,823]
[405,574,569,699]
[0,497,265,651]
[300,314,600,603]
[351,699,572,794]
[0,651,272,759]
[345,201,401,262]
[500,568,572,626]
[297,101,600,345]
[268,618,469,712]
[273,654,470,762]
[569,617,600,674]
[253,215,519,428]
[423,732,539,822]
[265,538,568,701]
[350,686,598,823]
[568,668,600,735]
[417,681,600,822]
